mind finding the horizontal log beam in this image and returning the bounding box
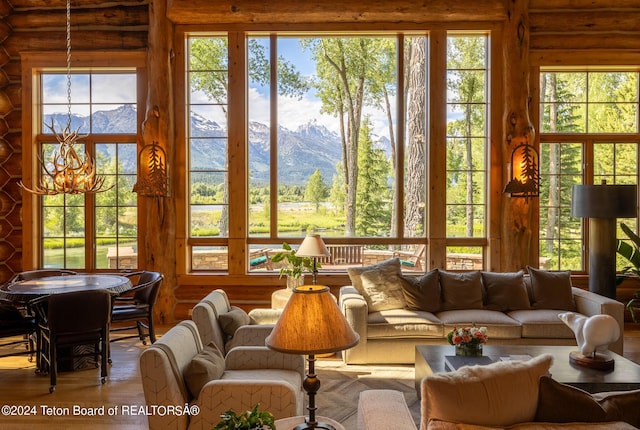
[4,31,147,56]
[531,33,640,50]
[531,11,640,33]
[530,0,640,10]
[167,0,506,25]
[9,0,148,9]
[8,6,149,30]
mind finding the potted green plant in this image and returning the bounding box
[270,242,317,289]
[615,222,640,322]
[213,404,275,430]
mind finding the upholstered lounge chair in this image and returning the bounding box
[191,289,275,353]
[139,320,304,430]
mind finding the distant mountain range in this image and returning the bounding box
[46,105,344,186]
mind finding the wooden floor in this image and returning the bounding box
[1,327,639,430]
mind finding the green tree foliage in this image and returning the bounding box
[329,163,346,216]
[356,117,392,236]
[304,169,329,212]
[302,37,395,236]
[446,36,487,237]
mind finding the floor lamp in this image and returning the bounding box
[266,285,359,430]
[572,182,637,299]
[296,234,330,285]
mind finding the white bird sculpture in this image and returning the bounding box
[558,312,620,356]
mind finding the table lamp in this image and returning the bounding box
[295,234,330,285]
[572,181,637,298]
[265,285,359,430]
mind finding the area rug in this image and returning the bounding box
[315,356,421,429]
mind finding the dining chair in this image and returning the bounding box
[0,299,36,359]
[31,289,112,393]
[110,271,163,345]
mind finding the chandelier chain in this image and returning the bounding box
[66,0,72,130]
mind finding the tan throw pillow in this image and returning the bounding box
[482,270,531,311]
[535,376,608,423]
[348,258,402,292]
[422,354,553,427]
[183,341,225,399]
[439,270,483,311]
[400,269,440,312]
[359,269,407,312]
[527,266,576,311]
[218,306,251,337]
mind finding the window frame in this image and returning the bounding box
[21,51,147,271]
[175,27,501,275]
[534,63,640,273]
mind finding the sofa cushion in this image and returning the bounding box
[482,270,531,311]
[425,420,638,429]
[527,266,576,311]
[183,341,225,399]
[400,269,441,312]
[218,306,252,338]
[359,269,407,312]
[348,258,406,312]
[535,376,609,423]
[508,310,576,339]
[222,368,301,392]
[436,309,522,339]
[439,270,483,311]
[367,309,443,338]
[594,388,640,428]
[422,354,553,427]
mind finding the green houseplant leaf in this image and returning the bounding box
[270,242,317,279]
[616,222,640,322]
[213,404,276,430]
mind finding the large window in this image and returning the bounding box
[24,54,144,271]
[183,32,490,272]
[539,70,640,271]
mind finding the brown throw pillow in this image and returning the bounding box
[535,376,608,423]
[527,266,576,311]
[183,341,225,399]
[482,270,531,311]
[400,269,440,312]
[218,306,251,337]
[439,270,483,311]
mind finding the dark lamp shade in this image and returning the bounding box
[571,184,637,218]
[295,234,330,258]
[266,285,359,355]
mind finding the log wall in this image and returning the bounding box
[2,0,640,321]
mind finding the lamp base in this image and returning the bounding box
[293,421,336,430]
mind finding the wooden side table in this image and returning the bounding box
[272,288,293,309]
[274,415,345,430]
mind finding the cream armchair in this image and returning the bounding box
[192,289,276,353]
[139,320,304,430]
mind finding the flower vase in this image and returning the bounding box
[455,343,483,357]
[286,274,305,290]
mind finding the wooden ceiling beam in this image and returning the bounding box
[166,0,506,25]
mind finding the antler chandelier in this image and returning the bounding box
[19,0,110,195]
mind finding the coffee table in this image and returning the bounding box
[415,344,640,396]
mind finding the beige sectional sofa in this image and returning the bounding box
[340,258,624,364]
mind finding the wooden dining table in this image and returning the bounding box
[0,274,132,304]
[0,274,133,372]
